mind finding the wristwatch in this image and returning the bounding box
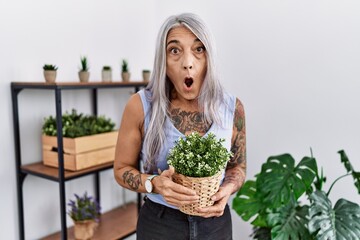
[145,175,158,193]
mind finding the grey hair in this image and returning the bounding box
[143,13,225,173]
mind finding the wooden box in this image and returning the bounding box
[42,131,118,171]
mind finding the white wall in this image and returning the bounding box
[1,0,360,239]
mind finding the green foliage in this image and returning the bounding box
[309,191,360,240]
[121,59,129,72]
[79,56,89,71]
[167,132,233,177]
[43,64,58,71]
[102,65,111,70]
[232,151,360,240]
[142,69,150,73]
[42,109,115,138]
[68,192,101,222]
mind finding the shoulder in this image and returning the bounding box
[123,93,144,127]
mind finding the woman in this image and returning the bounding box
[114,13,246,240]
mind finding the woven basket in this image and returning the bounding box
[172,170,223,216]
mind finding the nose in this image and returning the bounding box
[182,51,193,70]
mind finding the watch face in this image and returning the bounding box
[145,180,152,193]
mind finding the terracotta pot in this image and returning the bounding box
[121,72,130,82]
[79,71,90,82]
[44,70,57,83]
[101,70,112,82]
[74,220,98,240]
[142,71,150,81]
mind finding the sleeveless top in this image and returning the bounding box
[138,89,236,209]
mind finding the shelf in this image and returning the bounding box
[21,162,114,181]
[11,81,148,90]
[42,202,137,240]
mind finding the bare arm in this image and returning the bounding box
[113,93,148,193]
[223,97,246,193]
[197,98,246,217]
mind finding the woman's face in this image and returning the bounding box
[166,26,207,102]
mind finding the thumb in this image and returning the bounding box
[161,166,175,179]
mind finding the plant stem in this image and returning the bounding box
[327,173,351,196]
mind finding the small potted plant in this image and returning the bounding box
[68,192,101,240]
[121,59,130,82]
[167,132,233,216]
[79,56,90,82]
[101,65,112,82]
[142,69,151,81]
[43,64,58,83]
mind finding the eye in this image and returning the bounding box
[169,47,180,54]
[195,46,206,53]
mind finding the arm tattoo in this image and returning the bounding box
[122,170,142,190]
[224,98,246,191]
[169,108,211,135]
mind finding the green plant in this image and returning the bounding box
[167,132,233,177]
[232,150,360,240]
[43,64,58,71]
[102,65,111,71]
[121,59,129,73]
[79,56,89,71]
[142,69,150,73]
[42,109,115,138]
[68,192,101,222]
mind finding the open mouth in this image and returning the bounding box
[184,77,194,88]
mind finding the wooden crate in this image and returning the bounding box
[42,131,118,171]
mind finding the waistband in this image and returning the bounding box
[144,197,224,221]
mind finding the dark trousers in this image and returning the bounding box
[136,198,232,240]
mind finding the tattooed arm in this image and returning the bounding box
[224,98,246,193]
[197,98,246,217]
[113,93,149,193]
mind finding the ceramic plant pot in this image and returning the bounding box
[44,70,57,83]
[101,70,112,82]
[121,72,130,82]
[79,71,90,82]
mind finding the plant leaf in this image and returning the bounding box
[257,154,317,208]
[232,180,268,227]
[338,150,360,194]
[267,201,311,240]
[309,190,360,240]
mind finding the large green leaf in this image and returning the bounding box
[267,200,311,240]
[338,150,360,194]
[232,180,268,227]
[257,154,317,208]
[309,191,360,240]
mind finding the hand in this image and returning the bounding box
[153,166,199,207]
[196,184,233,218]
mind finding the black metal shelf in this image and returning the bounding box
[11,81,147,240]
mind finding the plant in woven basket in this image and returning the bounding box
[167,132,233,215]
[232,150,360,240]
[167,132,233,177]
[68,192,101,240]
[42,109,115,138]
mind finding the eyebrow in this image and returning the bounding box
[166,38,202,46]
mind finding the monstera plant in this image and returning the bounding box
[232,150,360,240]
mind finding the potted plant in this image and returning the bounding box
[232,150,360,239]
[142,69,151,81]
[79,56,90,82]
[43,64,58,83]
[41,109,117,171]
[102,65,112,82]
[121,59,130,82]
[68,192,101,240]
[167,132,233,215]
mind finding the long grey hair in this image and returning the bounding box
[143,13,225,173]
